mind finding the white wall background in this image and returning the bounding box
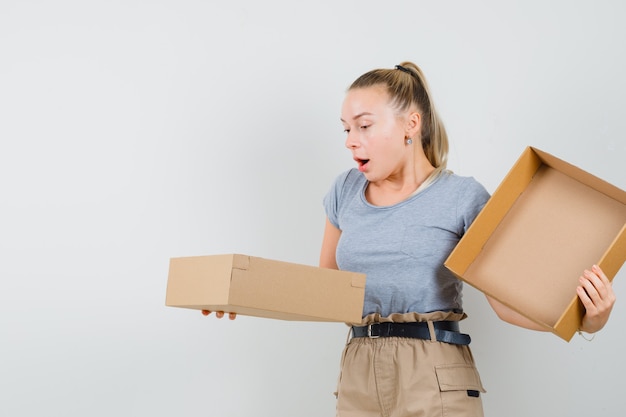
[1,1,625,416]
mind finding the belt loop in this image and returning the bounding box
[427,321,437,342]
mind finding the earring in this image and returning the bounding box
[405,137,413,145]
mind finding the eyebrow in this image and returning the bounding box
[340,112,374,123]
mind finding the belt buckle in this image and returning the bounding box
[367,323,381,338]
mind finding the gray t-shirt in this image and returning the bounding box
[324,168,490,317]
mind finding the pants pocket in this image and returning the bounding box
[435,364,486,417]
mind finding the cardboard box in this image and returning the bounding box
[166,254,366,323]
[445,147,626,341]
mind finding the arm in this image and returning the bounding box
[485,295,547,331]
[487,265,615,334]
[320,217,341,270]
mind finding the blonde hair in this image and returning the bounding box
[348,61,449,169]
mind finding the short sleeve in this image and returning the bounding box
[323,169,352,229]
[457,177,491,235]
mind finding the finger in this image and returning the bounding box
[579,274,601,301]
[202,310,211,316]
[590,265,617,306]
[582,268,608,298]
[577,285,597,313]
[592,264,611,286]
[228,312,237,320]
[215,311,225,319]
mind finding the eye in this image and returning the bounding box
[360,125,370,130]
[343,128,350,133]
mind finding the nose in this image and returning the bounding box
[345,132,360,149]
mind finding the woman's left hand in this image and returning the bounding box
[577,264,616,334]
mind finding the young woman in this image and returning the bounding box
[317,61,615,417]
[203,61,615,417]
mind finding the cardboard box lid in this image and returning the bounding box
[166,254,366,323]
[445,147,626,341]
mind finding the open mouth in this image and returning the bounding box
[356,158,370,171]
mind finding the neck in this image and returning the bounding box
[366,157,436,206]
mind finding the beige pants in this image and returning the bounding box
[335,313,485,417]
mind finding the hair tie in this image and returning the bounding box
[395,65,413,75]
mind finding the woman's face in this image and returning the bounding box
[341,86,413,183]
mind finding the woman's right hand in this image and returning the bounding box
[201,310,237,320]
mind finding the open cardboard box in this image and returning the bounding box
[445,147,626,341]
[166,254,366,323]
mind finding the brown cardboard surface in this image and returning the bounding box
[445,147,626,341]
[165,254,366,323]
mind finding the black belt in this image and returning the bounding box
[352,321,471,345]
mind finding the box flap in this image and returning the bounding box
[232,254,250,271]
[352,274,366,288]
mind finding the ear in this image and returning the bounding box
[405,111,422,138]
